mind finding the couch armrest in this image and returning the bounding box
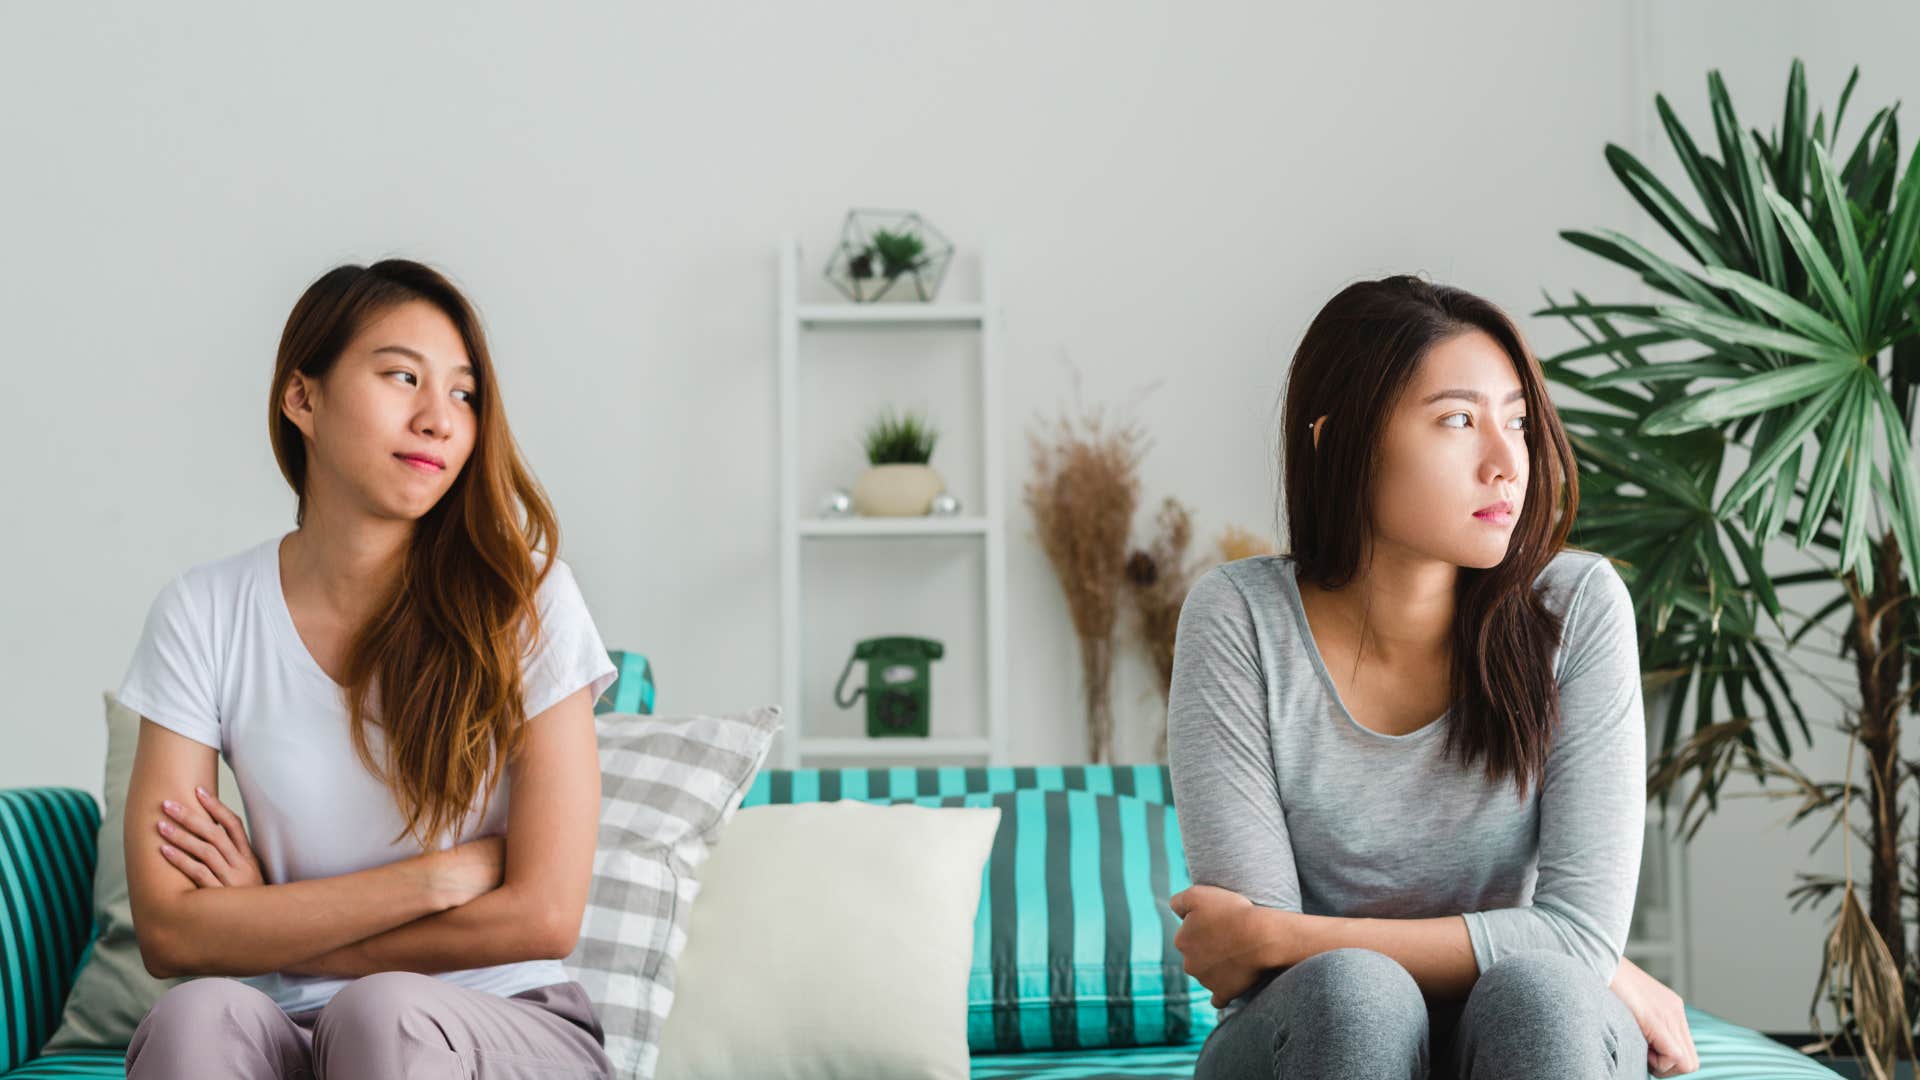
[595,650,656,716]
[0,787,100,1070]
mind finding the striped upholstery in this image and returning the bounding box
[0,1009,1853,1080]
[593,650,655,716]
[0,789,100,1074]
[0,771,1851,1079]
[742,764,1177,808]
[970,1042,1201,1079]
[1677,1008,1848,1078]
[740,765,1212,1052]
[3,1049,122,1078]
[962,1006,1845,1079]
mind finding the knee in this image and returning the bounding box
[139,977,278,1030]
[1232,949,1427,1074]
[1459,952,1632,1078]
[1467,951,1606,1031]
[127,978,281,1074]
[1236,945,1436,1053]
[313,971,442,1043]
[1270,947,1426,1030]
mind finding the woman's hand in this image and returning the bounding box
[1171,884,1287,1008]
[1611,955,1699,1076]
[155,786,264,889]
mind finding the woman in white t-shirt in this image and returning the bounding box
[120,259,619,1078]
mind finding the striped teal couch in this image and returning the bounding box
[0,771,1842,1078]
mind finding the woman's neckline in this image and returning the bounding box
[260,531,348,691]
[1273,555,1450,743]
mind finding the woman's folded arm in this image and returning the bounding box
[1460,560,1647,984]
[124,720,458,978]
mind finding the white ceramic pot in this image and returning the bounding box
[852,464,945,516]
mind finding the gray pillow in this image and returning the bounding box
[562,705,782,1080]
[43,692,248,1052]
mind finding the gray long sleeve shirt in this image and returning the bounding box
[1166,550,1645,1018]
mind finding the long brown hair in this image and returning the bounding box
[268,259,562,850]
[1281,275,1580,798]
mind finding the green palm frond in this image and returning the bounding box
[1546,66,1920,1060]
[1541,59,1920,794]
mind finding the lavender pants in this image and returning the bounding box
[125,973,613,1079]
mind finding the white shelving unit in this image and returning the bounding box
[1624,692,1692,995]
[775,233,1009,770]
[1625,820,1692,995]
[1619,2,1689,998]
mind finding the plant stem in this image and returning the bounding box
[1852,533,1910,974]
[1081,636,1114,764]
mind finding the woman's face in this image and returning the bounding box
[283,300,479,524]
[1367,328,1530,570]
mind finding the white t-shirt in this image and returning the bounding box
[117,531,619,1014]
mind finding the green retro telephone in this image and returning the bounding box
[833,635,944,737]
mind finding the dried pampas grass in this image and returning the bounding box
[1216,524,1277,564]
[1125,498,1199,762]
[1125,504,1282,762]
[1027,392,1147,765]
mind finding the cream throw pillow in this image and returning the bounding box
[653,801,1001,1080]
[43,691,248,1051]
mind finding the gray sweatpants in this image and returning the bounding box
[1194,948,1649,1080]
[125,972,614,1078]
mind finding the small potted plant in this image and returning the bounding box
[843,230,927,302]
[853,407,943,516]
[825,210,955,303]
[872,227,924,274]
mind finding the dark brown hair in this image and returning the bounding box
[1281,275,1581,798]
[268,259,562,849]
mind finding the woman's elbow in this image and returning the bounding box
[130,894,207,979]
[540,927,581,961]
[1590,939,1628,985]
[135,923,187,980]
[1563,923,1627,985]
[535,905,585,961]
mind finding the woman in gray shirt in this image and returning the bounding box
[1167,276,1697,1079]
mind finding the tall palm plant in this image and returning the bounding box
[1540,61,1920,1070]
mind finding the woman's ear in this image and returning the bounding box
[1311,415,1327,450]
[281,373,317,441]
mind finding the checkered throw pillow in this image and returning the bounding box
[563,705,782,1080]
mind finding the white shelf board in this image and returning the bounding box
[795,303,985,327]
[799,516,992,538]
[797,737,992,758]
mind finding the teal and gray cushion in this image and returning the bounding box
[741,765,1212,1052]
[594,650,655,715]
[0,789,100,1074]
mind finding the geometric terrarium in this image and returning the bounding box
[823,208,955,303]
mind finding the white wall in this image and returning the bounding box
[2,0,1900,1033]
